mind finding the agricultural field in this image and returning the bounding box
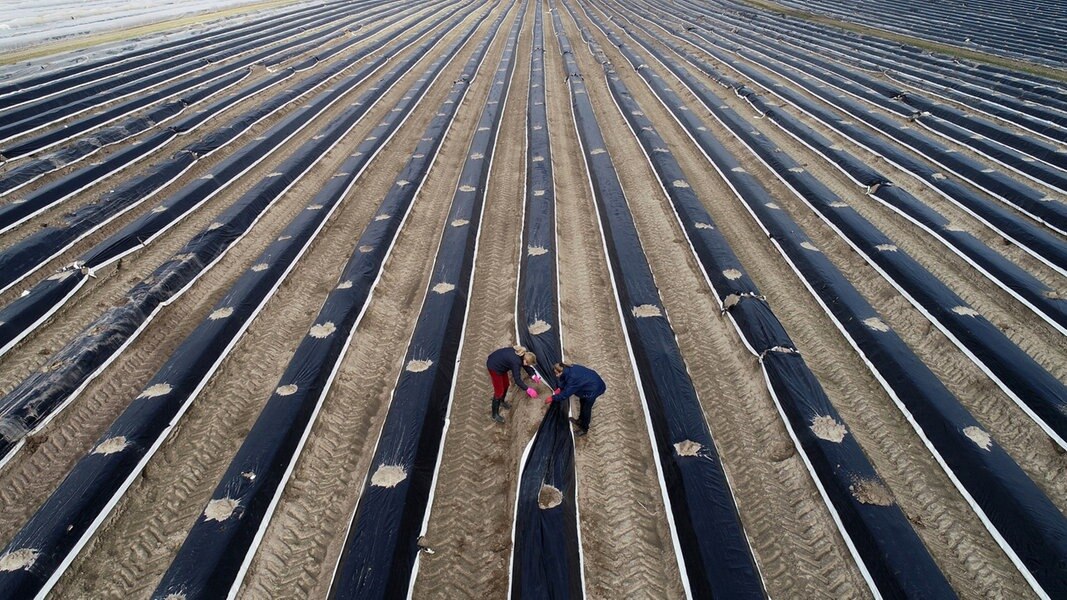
[0,0,1063,598]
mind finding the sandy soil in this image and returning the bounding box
[411,4,540,598]
[613,4,1067,511]
[0,0,1064,598]
[238,5,522,598]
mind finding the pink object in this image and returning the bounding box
[526,388,538,399]
[532,373,542,383]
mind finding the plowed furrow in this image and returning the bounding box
[410,7,533,597]
[544,9,686,596]
[561,5,869,597]
[239,9,512,596]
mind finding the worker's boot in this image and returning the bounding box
[491,398,505,424]
[498,394,511,410]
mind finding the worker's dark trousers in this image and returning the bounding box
[576,395,599,431]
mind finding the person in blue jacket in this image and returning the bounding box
[548,362,606,437]
[486,345,542,424]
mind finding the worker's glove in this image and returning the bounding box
[544,396,552,405]
[554,388,561,396]
[526,388,539,399]
[532,373,542,383]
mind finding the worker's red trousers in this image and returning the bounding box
[488,369,510,398]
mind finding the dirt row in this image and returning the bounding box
[411,3,544,597]
[595,0,1067,507]
[570,0,1063,597]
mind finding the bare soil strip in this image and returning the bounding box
[411,4,539,597]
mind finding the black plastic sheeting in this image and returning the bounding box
[0,111,274,331]
[736,93,1066,333]
[673,0,1067,165]
[620,5,1067,334]
[702,0,1067,114]
[707,0,1067,133]
[0,1,365,145]
[551,7,766,599]
[0,2,475,467]
[512,402,581,595]
[0,1,384,159]
[509,3,582,598]
[330,9,522,596]
[0,0,430,240]
[621,11,1067,451]
[907,110,1067,194]
[515,10,563,413]
[730,32,1067,203]
[674,21,1067,235]
[0,0,423,178]
[891,72,1067,148]
[769,0,1067,67]
[643,0,1067,435]
[755,44,1067,180]
[705,0,1067,136]
[596,7,1067,594]
[0,270,88,357]
[0,0,353,107]
[0,148,198,295]
[150,6,496,598]
[695,33,1062,227]
[579,5,956,597]
[651,15,1067,273]
[0,69,251,233]
[0,6,482,596]
[0,2,442,354]
[0,68,253,202]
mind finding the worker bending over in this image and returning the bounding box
[486,345,541,424]
[549,362,606,437]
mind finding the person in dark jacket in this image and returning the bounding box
[548,362,606,436]
[486,345,542,423]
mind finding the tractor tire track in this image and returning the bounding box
[540,5,687,597]
[410,4,536,597]
[562,4,874,597]
[236,7,519,597]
